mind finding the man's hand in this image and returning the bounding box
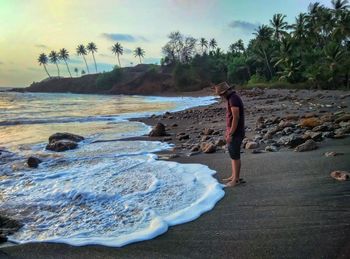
[226,133,232,144]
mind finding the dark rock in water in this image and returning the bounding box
[49,132,84,144]
[27,156,42,168]
[0,234,7,243]
[294,139,318,152]
[46,140,78,152]
[0,215,22,242]
[149,123,167,137]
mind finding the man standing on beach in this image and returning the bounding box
[214,82,245,187]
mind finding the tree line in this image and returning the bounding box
[162,0,350,90]
[37,43,146,78]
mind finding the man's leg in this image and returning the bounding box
[225,159,241,187]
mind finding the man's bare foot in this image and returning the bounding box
[222,176,233,182]
[225,179,240,188]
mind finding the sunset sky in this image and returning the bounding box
[0,0,331,87]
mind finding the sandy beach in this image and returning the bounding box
[1,88,350,258]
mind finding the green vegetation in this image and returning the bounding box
[162,0,350,90]
[96,66,123,90]
[36,0,349,91]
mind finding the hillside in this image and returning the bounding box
[11,64,197,95]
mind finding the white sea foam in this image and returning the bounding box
[0,92,224,247]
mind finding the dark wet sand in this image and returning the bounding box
[1,89,350,259]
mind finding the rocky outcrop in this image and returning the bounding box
[149,123,167,137]
[0,215,22,244]
[46,132,84,152]
[46,140,78,152]
[48,132,84,143]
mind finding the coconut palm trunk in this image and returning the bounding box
[92,52,97,73]
[64,60,72,78]
[55,63,60,77]
[43,64,51,78]
[139,56,142,64]
[82,56,90,74]
[117,54,121,67]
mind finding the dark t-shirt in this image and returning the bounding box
[226,91,245,138]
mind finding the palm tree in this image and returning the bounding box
[87,42,98,73]
[199,38,208,54]
[48,50,60,76]
[253,25,274,79]
[59,48,72,78]
[209,38,217,51]
[331,0,349,10]
[81,70,86,75]
[112,42,123,67]
[270,13,288,40]
[236,39,245,53]
[291,13,308,41]
[324,42,346,88]
[134,47,145,64]
[37,53,51,78]
[74,67,79,77]
[76,44,89,74]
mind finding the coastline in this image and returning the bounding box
[1,88,350,258]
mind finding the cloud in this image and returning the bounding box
[228,20,260,32]
[101,33,148,42]
[35,44,49,49]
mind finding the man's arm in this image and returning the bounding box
[229,106,240,136]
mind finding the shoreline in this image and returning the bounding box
[1,88,350,258]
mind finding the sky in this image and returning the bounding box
[0,0,331,87]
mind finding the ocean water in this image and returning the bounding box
[0,92,224,247]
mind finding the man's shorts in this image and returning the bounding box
[228,137,243,160]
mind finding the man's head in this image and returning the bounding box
[214,82,232,99]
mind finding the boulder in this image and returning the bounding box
[203,128,214,135]
[330,171,349,181]
[294,139,318,152]
[300,118,321,128]
[245,141,259,149]
[149,123,167,137]
[190,145,200,152]
[46,140,78,152]
[325,152,343,157]
[27,156,42,168]
[335,114,350,123]
[278,134,306,148]
[177,134,190,141]
[215,138,226,147]
[265,145,278,152]
[200,143,216,153]
[48,132,84,144]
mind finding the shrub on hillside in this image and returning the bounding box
[96,66,123,90]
